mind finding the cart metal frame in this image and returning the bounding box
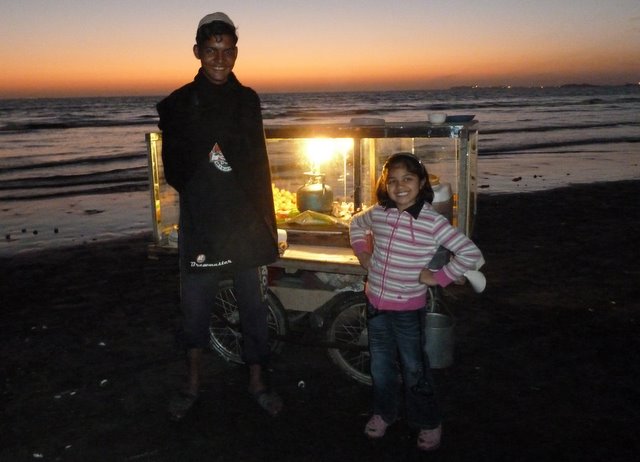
[146,119,478,385]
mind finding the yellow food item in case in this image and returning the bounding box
[272,184,299,219]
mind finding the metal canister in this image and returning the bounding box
[296,173,333,213]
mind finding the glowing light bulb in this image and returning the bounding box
[303,138,353,173]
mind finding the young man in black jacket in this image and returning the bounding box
[157,12,282,420]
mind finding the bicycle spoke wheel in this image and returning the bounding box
[209,282,244,363]
[209,281,287,364]
[326,292,372,386]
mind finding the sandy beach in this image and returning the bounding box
[1,180,639,461]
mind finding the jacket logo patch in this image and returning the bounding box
[208,143,232,172]
[190,258,232,268]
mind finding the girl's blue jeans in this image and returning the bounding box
[367,303,442,430]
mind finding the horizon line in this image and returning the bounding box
[1,82,639,101]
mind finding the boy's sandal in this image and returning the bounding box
[251,389,283,417]
[417,424,442,451]
[168,390,198,422]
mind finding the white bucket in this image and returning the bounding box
[424,312,455,369]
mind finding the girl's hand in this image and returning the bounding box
[419,269,438,286]
[356,252,371,270]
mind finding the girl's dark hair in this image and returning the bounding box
[376,152,434,206]
[196,21,238,46]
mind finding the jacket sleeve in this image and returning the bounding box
[247,91,276,227]
[238,89,278,240]
[430,214,484,287]
[156,93,195,193]
[349,208,374,254]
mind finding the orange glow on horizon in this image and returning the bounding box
[2,52,636,98]
[3,42,636,98]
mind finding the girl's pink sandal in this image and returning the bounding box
[364,414,389,438]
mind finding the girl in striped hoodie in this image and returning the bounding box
[350,152,484,451]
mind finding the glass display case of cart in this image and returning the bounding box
[146,117,478,253]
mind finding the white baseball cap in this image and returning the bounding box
[197,12,235,31]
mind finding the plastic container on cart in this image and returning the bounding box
[432,180,453,223]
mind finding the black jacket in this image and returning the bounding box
[157,70,278,272]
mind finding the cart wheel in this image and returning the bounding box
[209,281,287,364]
[326,292,372,386]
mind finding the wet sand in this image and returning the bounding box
[1,180,639,461]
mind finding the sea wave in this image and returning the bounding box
[0,183,149,201]
[0,119,154,133]
[480,136,640,155]
[0,152,145,173]
[3,87,638,132]
[482,121,639,135]
[0,167,147,189]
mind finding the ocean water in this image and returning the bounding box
[1,85,639,256]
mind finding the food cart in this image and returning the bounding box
[146,117,478,384]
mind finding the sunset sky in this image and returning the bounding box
[1,0,639,98]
